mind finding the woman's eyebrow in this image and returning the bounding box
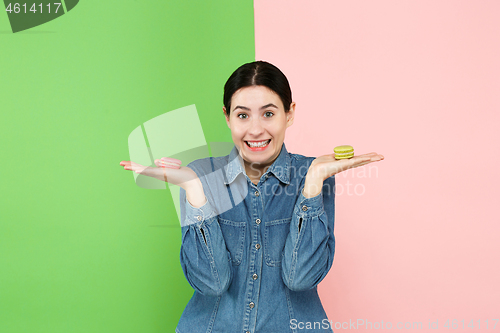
[233,103,279,112]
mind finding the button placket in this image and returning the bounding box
[244,181,263,333]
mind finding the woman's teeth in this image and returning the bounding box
[246,139,270,148]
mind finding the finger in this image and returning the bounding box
[134,166,147,174]
[365,154,384,161]
[351,153,384,163]
[351,155,372,165]
[354,155,383,165]
[160,157,182,169]
[130,161,146,169]
[352,152,378,159]
[361,153,384,159]
[354,160,372,168]
[121,162,134,170]
[349,155,385,168]
[161,157,182,164]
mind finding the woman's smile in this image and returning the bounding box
[244,139,271,150]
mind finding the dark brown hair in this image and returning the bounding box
[223,61,292,117]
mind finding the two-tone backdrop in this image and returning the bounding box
[1,1,499,332]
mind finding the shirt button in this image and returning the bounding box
[252,273,258,280]
[196,215,202,221]
[255,243,261,250]
[249,302,255,309]
[254,190,259,196]
[255,218,261,225]
[302,205,308,211]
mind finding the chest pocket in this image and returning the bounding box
[218,218,246,266]
[263,217,291,267]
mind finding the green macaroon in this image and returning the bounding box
[334,145,354,159]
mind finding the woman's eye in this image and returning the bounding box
[237,114,248,119]
[265,111,274,117]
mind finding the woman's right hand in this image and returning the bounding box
[119,159,199,190]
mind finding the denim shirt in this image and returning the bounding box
[176,143,336,333]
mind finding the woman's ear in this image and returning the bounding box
[286,102,296,128]
[223,106,230,128]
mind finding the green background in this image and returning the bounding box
[0,1,254,332]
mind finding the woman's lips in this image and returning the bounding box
[245,139,271,149]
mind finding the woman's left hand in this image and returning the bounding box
[302,152,384,198]
[309,152,385,182]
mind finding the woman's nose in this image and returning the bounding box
[248,118,264,136]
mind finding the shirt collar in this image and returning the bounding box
[224,142,291,185]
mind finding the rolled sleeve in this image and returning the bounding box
[178,161,233,296]
[295,187,325,219]
[183,195,217,227]
[282,175,336,291]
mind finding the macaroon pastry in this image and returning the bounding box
[159,157,182,169]
[334,145,354,159]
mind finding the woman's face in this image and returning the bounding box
[224,85,295,174]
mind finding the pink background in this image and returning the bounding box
[255,0,500,331]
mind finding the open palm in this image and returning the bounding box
[309,152,384,182]
[119,159,199,189]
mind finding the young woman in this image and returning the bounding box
[120,61,384,333]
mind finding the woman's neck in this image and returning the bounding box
[244,163,269,185]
